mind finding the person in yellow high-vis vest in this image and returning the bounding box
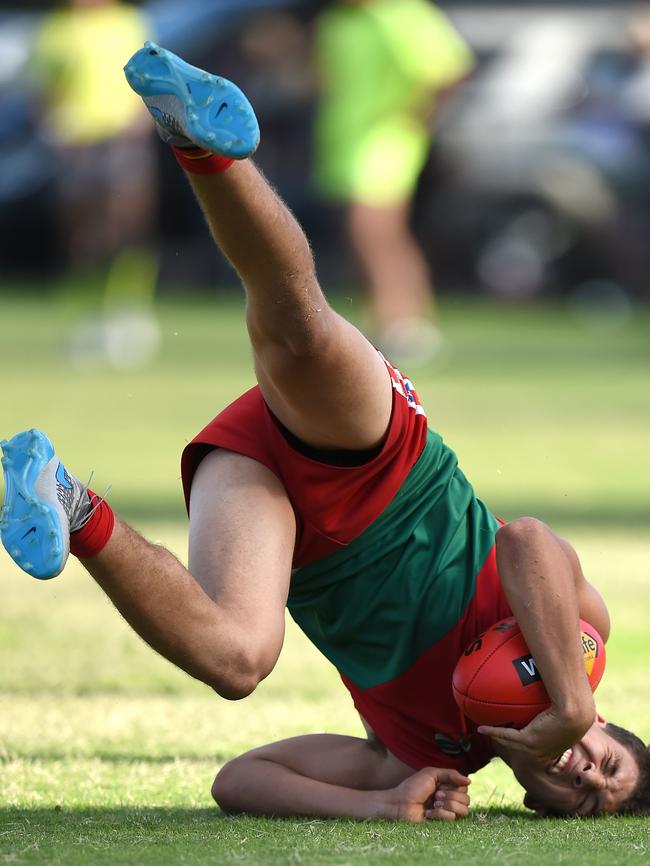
[314,0,474,362]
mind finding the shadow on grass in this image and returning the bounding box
[0,803,532,819]
[1,805,220,823]
[0,804,533,835]
[2,752,230,765]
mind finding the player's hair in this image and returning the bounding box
[605,722,650,816]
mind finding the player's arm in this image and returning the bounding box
[212,734,471,822]
[485,517,598,759]
[552,531,610,643]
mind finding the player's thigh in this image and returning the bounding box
[252,310,393,453]
[188,449,295,668]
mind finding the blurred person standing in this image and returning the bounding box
[314,0,473,363]
[624,8,650,131]
[33,0,159,368]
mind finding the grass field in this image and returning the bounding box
[1,291,649,865]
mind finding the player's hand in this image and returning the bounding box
[387,767,471,822]
[478,703,595,764]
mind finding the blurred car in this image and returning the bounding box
[425,3,650,301]
[2,0,649,304]
[0,0,298,276]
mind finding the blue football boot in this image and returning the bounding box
[0,430,91,580]
[124,41,260,158]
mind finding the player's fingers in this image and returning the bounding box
[482,737,530,755]
[434,790,470,812]
[445,802,470,818]
[478,725,525,746]
[437,784,469,795]
[425,806,458,821]
[426,797,469,820]
[435,769,471,787]
[441,790,470,805]
[478,724,517,738]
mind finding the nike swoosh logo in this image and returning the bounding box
[215,101,228,118]
[21,526,37,540]
[56,461,73,491]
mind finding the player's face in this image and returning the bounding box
[509,722,639,816]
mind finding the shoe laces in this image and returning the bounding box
[66,471,112,533]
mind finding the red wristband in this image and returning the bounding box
[172,146,234,175]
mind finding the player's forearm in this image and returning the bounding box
[554,534,611,642]
[213,757,392,821]
[495,518,595,734]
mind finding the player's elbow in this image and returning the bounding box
[211,764,232,811]
[211,758,249,813]
[497,516,549,549]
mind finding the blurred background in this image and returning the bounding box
[2,1,650,315]
[1,0,648,531]
[1,0,649,836]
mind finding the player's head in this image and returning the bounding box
[504,719,650,817]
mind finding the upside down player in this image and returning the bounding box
[2,44,649,821]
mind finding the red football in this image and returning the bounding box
[452,617,606,728]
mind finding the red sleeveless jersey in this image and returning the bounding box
[340,542,511,773]
[181,354,511,773]
[181,355,429,567]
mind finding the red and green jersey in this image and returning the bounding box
[181,354,429,567]
[181,354,511,774]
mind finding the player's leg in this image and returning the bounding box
[1,430,293,698]
[125,43,392,452]
[186,162,392,450]
[87,449,294,697]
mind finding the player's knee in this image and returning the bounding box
[210,671,259,701]
[208,646,275,701]
[286,309,335,359]
[247,300,335,360]
[209,663,263,700]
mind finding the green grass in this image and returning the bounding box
[1,291,649,864]
[4,808,650,866]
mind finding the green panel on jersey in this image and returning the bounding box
[288,430,499,690]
